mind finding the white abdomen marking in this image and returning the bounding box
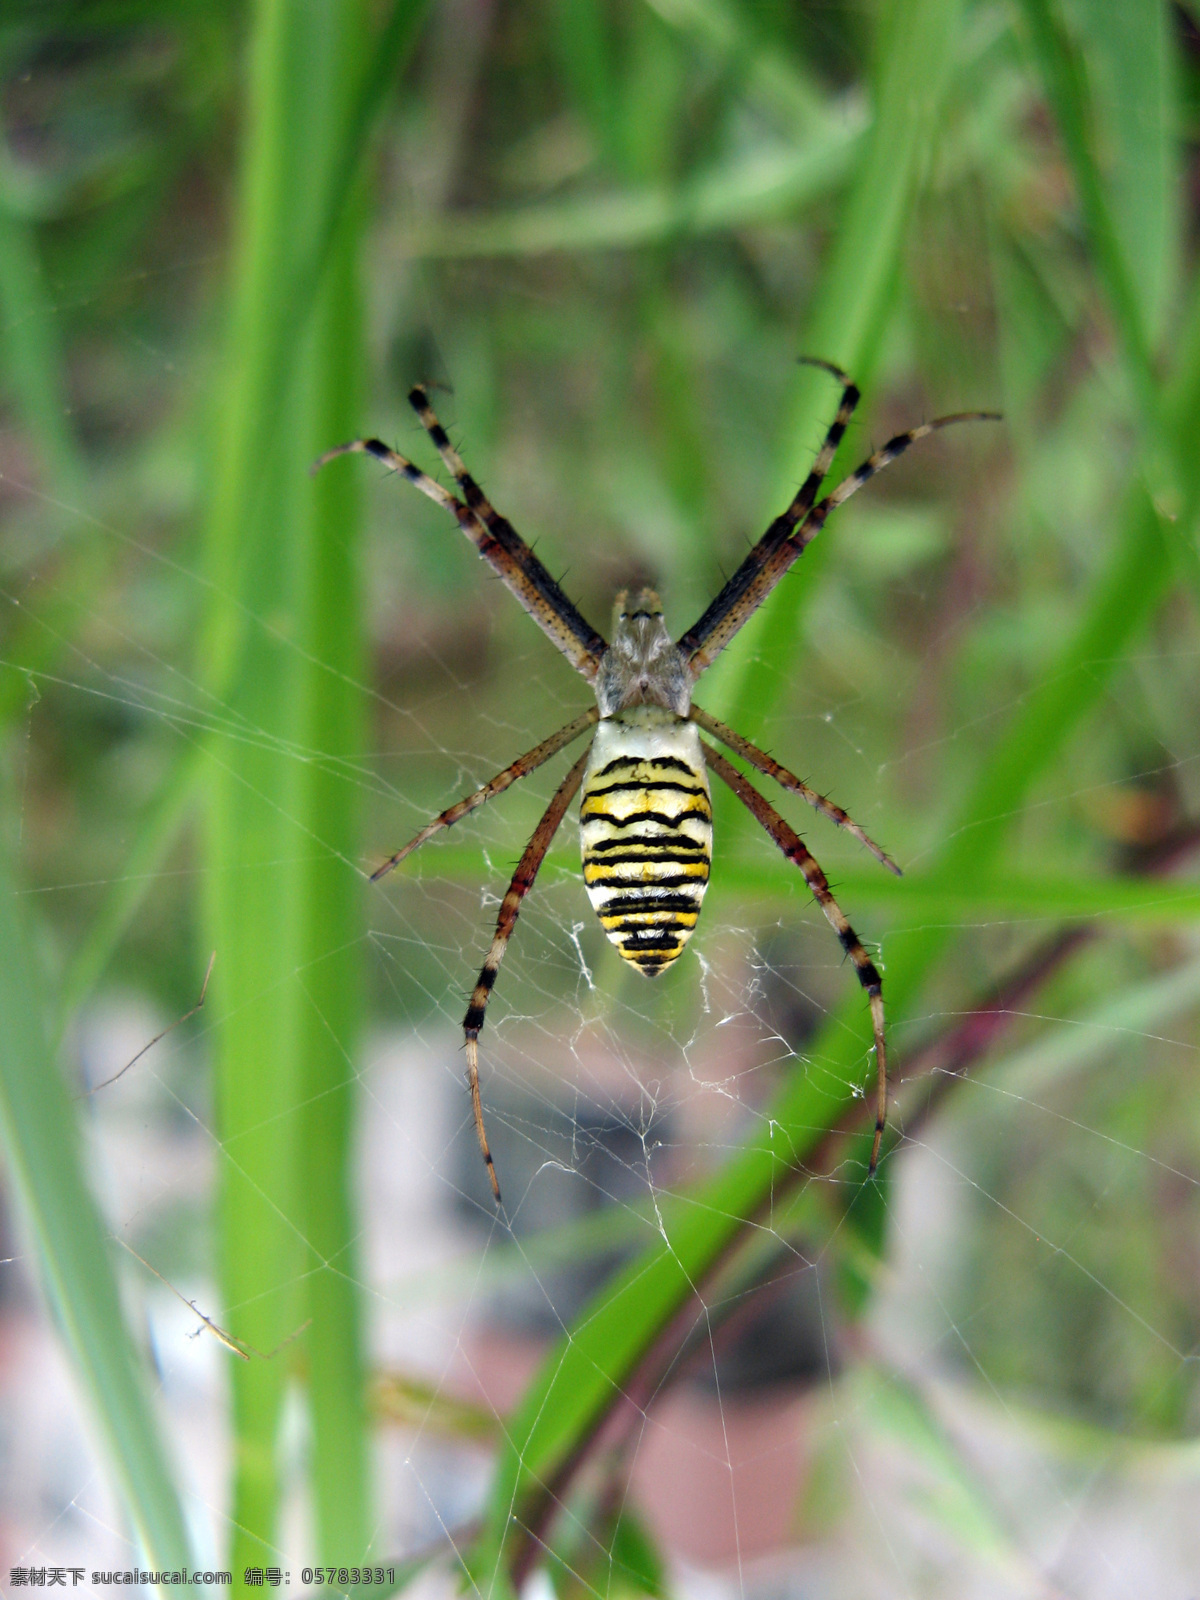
[580,711,712,976]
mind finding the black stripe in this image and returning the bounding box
[586,855,709,871]
[428,418,454,453]
[580,807,710,829]
[585,778,707,799]
[592,755,696,779]
[881,430,916,459]
[584,830,708,848]
[835,927,880,987]
[620,935,685,952]
[584,839,710,858]
[588,864,708,881]
[604,916,698,931]
[585,844,709,863]
[600,894,701,915]
[586,872,708,890]
[464,1005,485,1033]
[613,922,689,939]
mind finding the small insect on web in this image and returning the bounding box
[314,361,1000,1205]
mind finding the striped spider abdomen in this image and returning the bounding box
[580,708,712,976]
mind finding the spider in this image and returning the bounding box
[315,361,998,1204]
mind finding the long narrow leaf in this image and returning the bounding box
[405,127,861,259]
[57,0,431,1034]
[292,19,371,1558]
[702,0,969,746]
[0,838,191,1569]
[381,848,1200,925]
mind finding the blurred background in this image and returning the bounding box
[2,0,1200,1595]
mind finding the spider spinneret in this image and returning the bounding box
[314,361,999,1205]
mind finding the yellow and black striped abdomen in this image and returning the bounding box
[580,713,712,976]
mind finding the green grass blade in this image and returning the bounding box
[0,181,82,490]
[713,866,1200,924]
[57,0,433,1047]
[1015,1,1200,598]
[1016,0,1155,396]
[551,0,621,165]
[850,1370,1052,1587]
[201,0,383,1575]
[58,742,206,1028]
[643,0,831,132]
[293,48,371,1563]
[0,539,109,732]
[384,846,1200,925]
[0,836,191,1569]
[1074,0,1179,340]
[406,125,862,258]
[701,0,967,751]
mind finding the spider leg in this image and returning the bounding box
[407,386,608,679]
[702,741,890,1176]
[407,385,491,505]
[313,436,467,517]
[676,359,859,668]
[313,427,607,683]
[371,708,599,881]
[779,357,861,528]
[462,747,590,1206]
[689,704,901,875]
[678,396,1001,677]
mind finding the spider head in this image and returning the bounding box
[596,587,691,716]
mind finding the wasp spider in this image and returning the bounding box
[316,362,998,1204]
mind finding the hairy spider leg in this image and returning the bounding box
[688,704,901,876]
[312,434,607,681]
[406,386,608,679]
[370,708,599,881]
[313,435,464,514]
[785,356,862,522]
[675,358,860,667]
[680,407,1001,677]
[463,748,591,1205]
[702,742,890,1176]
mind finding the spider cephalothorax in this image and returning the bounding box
[316,363,998,1203]
[596,587,691,715]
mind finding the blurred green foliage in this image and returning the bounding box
[2,0,1200,1590]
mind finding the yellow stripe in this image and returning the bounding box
[584,860,709,880]
[600,911,700,929]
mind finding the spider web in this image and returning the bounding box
[4,459,1200,1600]
[2,68,1200,1600]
